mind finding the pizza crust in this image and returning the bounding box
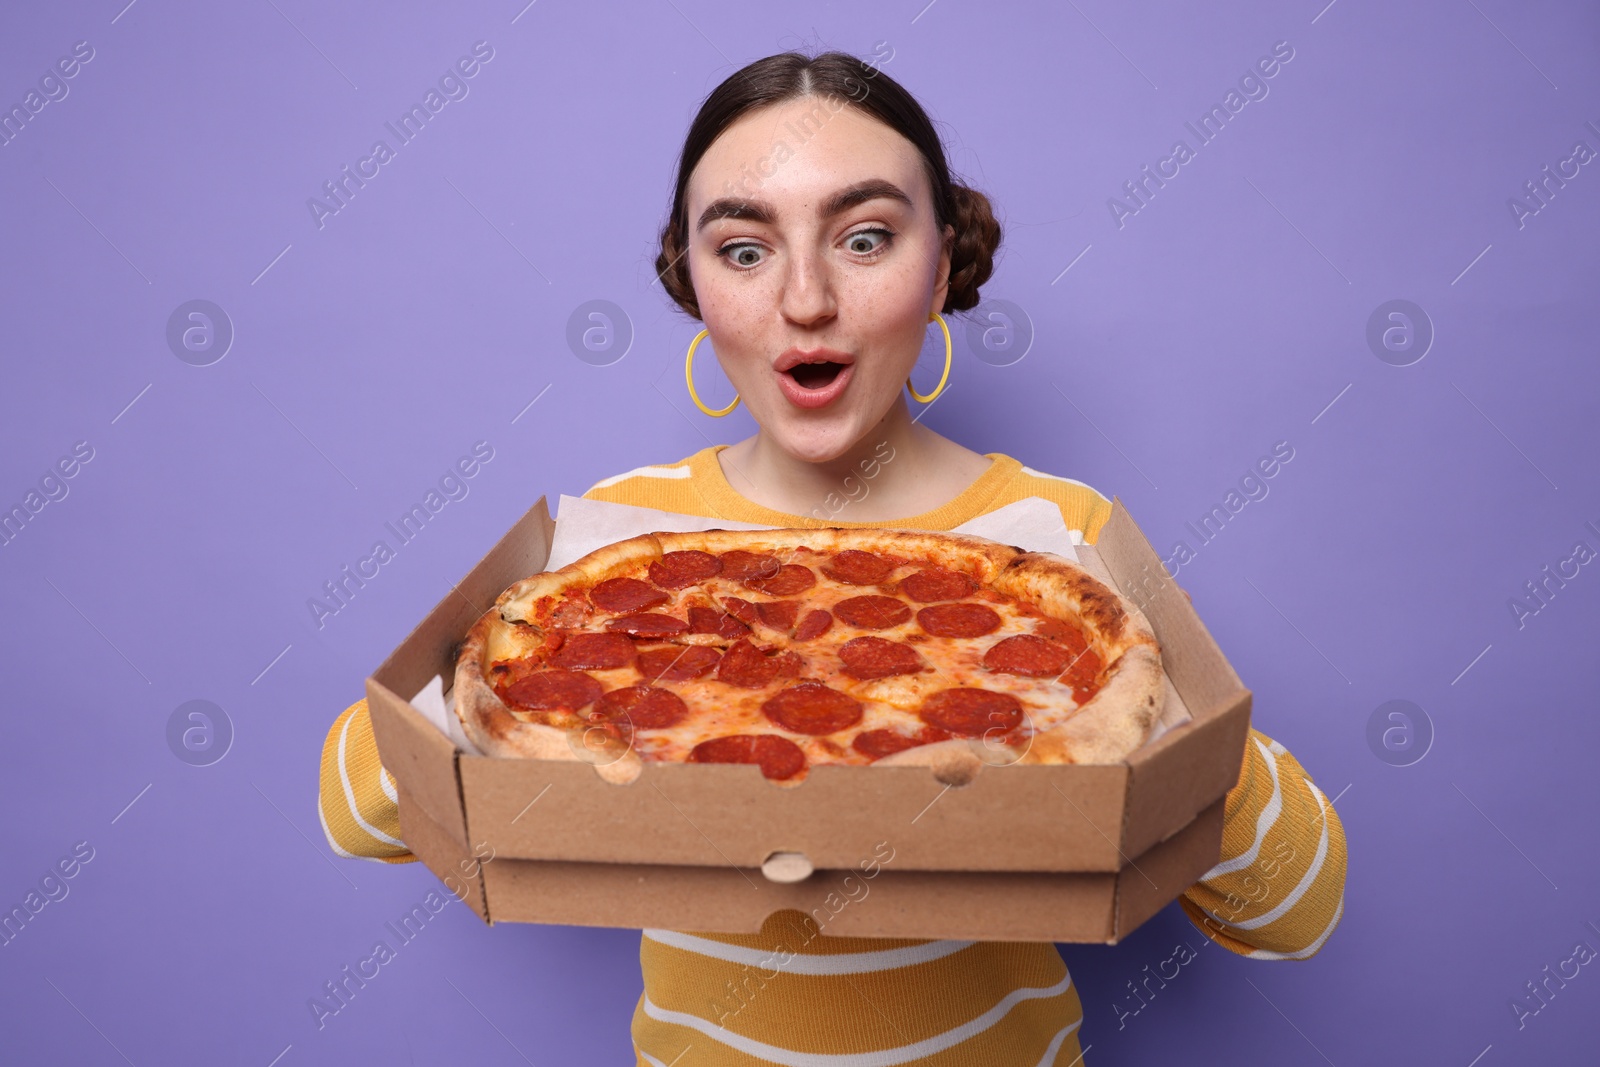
[455,528,1165,775]
[455,609,644,784]
[991,552,1163,765]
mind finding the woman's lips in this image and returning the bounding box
[776,362,853,409]
[772,348,856,410]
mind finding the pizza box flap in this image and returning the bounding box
[372,496,555,699]
[367,677,469,848]
[369,497,556,844]
[1094,498,1252,857]
[396,775,490,923]
[1096,499,1246,716]
[1109,795,1228,941]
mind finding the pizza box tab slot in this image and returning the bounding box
[761,851,814,883]
[369,494,1250,942]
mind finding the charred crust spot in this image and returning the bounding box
[1071,580,1126,638]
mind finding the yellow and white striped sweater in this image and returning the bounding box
[319,446,1347,1065]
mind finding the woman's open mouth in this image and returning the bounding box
[774,348,855,409]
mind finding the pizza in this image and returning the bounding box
[453,529,1163,786]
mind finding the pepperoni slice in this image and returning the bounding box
[792,609,833,642]
[917,603,1002,638]
[852,729,928,760]
[838,636,925,680]
[605,612,689,638]
[688,734,807,780]
[762,682,863,735]
[719,596,759,625]
[688,605,750,639]
[487,656,539,692]
[592,685,688,730]
[648,550,722,590]
[755,600,800,632]
[501,669,603,711]
[1036,617,1090,652]
[550,632,637,671]
[743,564,816,597]
[919,688,1024,737]
[636,645,721,682]
[715,638,787,689]
[719,550,781,581]
[775,649,805,681]
[852,725,954,760]
[1062,646,1104,695]
[983,634,1071,678]
[900,567,977,603]
[589,577,668,614]
[833,595,912,630]
[824,550,897,586]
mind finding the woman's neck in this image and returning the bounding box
[716,399,994,522]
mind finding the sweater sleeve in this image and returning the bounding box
[317,699,417,863]
[1177,728,1347,958]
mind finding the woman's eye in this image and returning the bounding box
[716,242,766,268]
[715,228,894,269]
[846,228,892,256]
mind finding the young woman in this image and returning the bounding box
[320,51,1346,1066]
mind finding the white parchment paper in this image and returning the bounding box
[543,494,1081,573]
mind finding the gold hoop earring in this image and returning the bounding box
[685,329,740,417]
[909,312,952,403]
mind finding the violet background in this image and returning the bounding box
[2,1,1597,1064]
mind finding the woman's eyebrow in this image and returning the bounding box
[696,179,914,231]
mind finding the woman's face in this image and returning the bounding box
[684,95,954,464]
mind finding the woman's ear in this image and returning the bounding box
[931,222,955,315]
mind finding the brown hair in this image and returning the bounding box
[655,51,1002,321]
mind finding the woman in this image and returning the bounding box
[320,51,1346,1066]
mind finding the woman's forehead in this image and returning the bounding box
[687,97,928,219]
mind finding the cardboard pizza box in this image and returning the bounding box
[365,497,1252,943]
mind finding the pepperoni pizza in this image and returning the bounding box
[453,529,1163,785]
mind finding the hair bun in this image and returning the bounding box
[942,184,1002,314]
[655,228,700,320]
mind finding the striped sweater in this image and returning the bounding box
[319,446,1347,1065]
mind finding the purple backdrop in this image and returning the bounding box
[2,1,1596,1064]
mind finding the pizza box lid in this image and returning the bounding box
[366,495,1251,881]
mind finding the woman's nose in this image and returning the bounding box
[779,249,837,326]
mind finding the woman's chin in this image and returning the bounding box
[759,417,869,466]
